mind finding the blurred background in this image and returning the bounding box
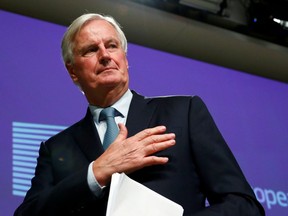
[1,0,288,83]
[1,1,288,216]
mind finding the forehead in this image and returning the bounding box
[75,19,119,41]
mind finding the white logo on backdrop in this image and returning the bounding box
[12,122,66,197]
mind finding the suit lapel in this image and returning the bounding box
[74,108,104,161]
[73,91,157,161]
[126,91,157,137]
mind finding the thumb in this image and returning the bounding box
[114,123,128,142]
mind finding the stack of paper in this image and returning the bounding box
[106,173,184,216]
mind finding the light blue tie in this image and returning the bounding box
[99,107,119,149]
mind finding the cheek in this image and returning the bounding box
[118,54,129,70]
[124,55,128,68]
[73,64,96,84]
[75,59,96,73]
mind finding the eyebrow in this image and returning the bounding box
[76,44,96,55]
[104,37,120,45]
[75,35,121,53]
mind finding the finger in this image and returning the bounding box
[134,125,167,141]
[140,132,175,147]
[151,133,175,143]
[114,123,128,142]
[141,155,170,167]
[145,139,176,155]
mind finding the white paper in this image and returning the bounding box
[106,172,184,216]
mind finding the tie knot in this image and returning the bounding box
[99,107,121,121]
[99,107,121,149]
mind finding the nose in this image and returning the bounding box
[98,47,111,65]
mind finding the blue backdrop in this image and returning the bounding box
[1,10,288,215]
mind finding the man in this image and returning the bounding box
[14,13,265,216]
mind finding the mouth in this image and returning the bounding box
[98,67,117,74]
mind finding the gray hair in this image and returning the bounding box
[61,13,128,64]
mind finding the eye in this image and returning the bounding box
[106,39,120,50]
[107,43,118,49]
[88,47,97,52]
[82,46,98,56]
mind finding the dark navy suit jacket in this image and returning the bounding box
[14,91,265,216]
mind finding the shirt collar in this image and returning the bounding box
[89,89,133,123]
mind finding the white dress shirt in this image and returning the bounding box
[87,89,133,196]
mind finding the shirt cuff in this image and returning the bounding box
[87,161,106,197]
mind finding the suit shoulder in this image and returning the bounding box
[144,95,207,113]
[132,90,204,104]
[147,94,203,104]
[44,118,84,145]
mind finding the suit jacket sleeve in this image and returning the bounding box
[13,112,109,216]
[187,96,265,216]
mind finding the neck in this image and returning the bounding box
[86,86,128,107]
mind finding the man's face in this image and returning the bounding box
[66,19,129,102]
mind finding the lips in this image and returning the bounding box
[98,67,117,74]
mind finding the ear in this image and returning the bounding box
[65,62,78,83]
[125,55,129,69]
